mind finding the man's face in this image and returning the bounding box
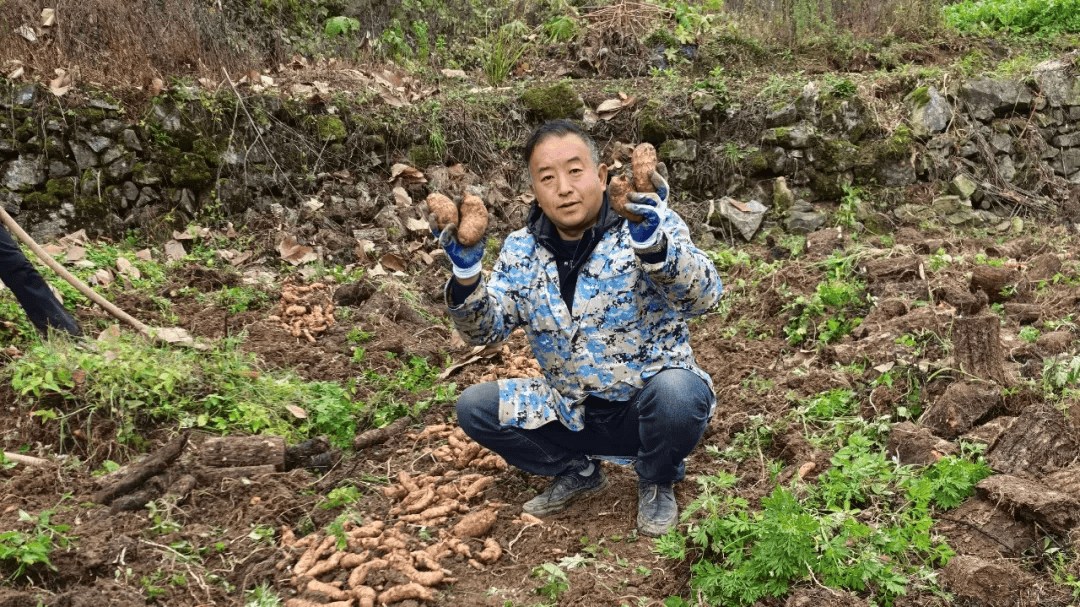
[528,133,608,241]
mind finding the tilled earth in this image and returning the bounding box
[3,221,1080,607]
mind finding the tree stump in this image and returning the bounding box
[952,314,1005,384]
[969,265,1019,303]
[988,405,1079,476]
[195,464,277,486]
[199,435,285,470]
[1003,302,1040,324]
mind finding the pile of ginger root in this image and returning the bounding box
[268,280,335,343]
[278,427,513,606]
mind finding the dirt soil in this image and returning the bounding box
[3,215,1080,607]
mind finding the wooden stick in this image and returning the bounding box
[3,451,49,466]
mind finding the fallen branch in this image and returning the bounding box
[2,451,48,466]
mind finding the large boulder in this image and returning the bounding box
[960,77,1034,121]
[906,86,952,138]
[1033,53,1080,107]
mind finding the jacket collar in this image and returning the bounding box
[526,192,623,253]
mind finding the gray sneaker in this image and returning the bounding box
[523,461,609,516]
[637,480,677,537]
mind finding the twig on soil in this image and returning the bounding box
[2,451,49,466]
[935,515,1018,553]
[506,522,539,554]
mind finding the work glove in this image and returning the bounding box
[434,224,485,281]
[623,170,670,250]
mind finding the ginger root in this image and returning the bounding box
[425,193,458,233]
[456,193,488,247]
[631,142,657,192]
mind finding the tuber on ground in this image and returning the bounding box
[456,193,488,247]
[348,558,388,588]
[303,551,344,579]
[425,193,458,233]
[285,599,354,607]
[376,582,435,604]
[461,476,495,500]
[452,508,498,538]
[353,585,377,607]
[476,537,503,564]
[631,142,657,193]
[307,578,351,601]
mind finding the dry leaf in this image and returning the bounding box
[41,8,55,26]
[419,250,434,265]
[164,240,186,261]
[286,405,308,419]
[64,246,86,263]
[116,257,140,280]
[59,229,88,246]
[369,263,387,277]
[388,163,426,185]
[229,251,252,267]
[277,234,318,266]
[379,252,408,273]
[7,65,24,80]
[441,68,467,78]
[42,244,63,256]
[596,95,635,120]
[17,25,36,42]
[97,326,121,342]
[303,198,324,212]
[48,68,71,96]
[92,269,113,286]
[392,186,412,207]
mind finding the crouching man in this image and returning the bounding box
[432,120,722,537]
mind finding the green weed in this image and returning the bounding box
[0,505,75,579]
[946,0,1080,36]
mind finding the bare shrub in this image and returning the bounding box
[0,0,251,86]
[722,0,944,43]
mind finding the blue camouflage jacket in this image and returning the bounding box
[446,194,723,431]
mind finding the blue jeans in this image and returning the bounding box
[456,368,713,484]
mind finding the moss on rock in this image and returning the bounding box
[520,81,582,121]
[22,191,58,209]
[408,144,438,168]
[45,178,75,198]
[170,153,213,189]
[311,115,346,141]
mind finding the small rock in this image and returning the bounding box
[15,85,35,107]
[716,197,767,241]
[766,103,798,128]
[88,98,121,112]
[105,155,135,181]
[773,176,794,212]
[69,141,99,170]
[658,139,697,163]
[136,186,160,207]
[2,155,46,191]
[84,135,114,154]
[121,129,142,152]
[93,119,126,136]
[949,174,979,200]
[100,147,124,166]
[48,160,74,179]
[122,181,139,201]
[907,85,952,138]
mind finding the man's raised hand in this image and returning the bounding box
[623,170,669,249]
[425,192,487,281]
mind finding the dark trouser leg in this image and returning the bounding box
[456,381,588,477]
[456,369,713,482]
[0,226,81,336]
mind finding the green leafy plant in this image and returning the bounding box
[661,430,989,606]
[320,486,362,510]
[542,14,579,42]
[325,16,360,38]
[0,507,74,579]
[483,24,529,85]
[783,277,865,346]
[1019,326,1041,344]
[532,562,570,600]
[945,0,1080,36]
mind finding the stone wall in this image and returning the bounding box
[3,54,1080,247]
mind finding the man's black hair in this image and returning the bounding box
[522,120,600,169]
